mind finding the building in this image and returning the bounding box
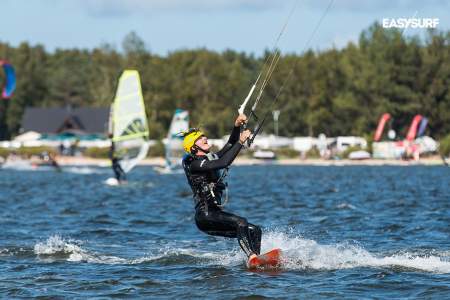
[0,107,111,149]
[20,107,110,137]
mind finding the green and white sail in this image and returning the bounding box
[111,70,149,173]
[164,109,189,169]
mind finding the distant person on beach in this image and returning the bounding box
[181,114,262,264]
[58,143,65,155]
[108,134,126,183]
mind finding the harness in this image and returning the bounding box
[183,154,230,209]
[215,166,229,207]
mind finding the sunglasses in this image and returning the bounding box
[178,128,202,137]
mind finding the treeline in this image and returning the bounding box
[0,23,449,140]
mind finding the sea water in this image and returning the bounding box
[1,165,449,298]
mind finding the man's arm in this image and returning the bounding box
[108,142,114,160]
[227,125,241,145]
[190,142,243,172]
[216,126,240,157]
[191,129,251,172]
[216,114,247,157]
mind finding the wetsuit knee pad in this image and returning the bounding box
[248,224,262,236]
[236,217,248,228]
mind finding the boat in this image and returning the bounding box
[253,150,276,160]
[348,150,371,160]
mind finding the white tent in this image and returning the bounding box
[13,131,41,142]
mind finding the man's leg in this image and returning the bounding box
[195,209,262,257]
[248,223,262,255]
[112,163,121,181]
[112,161,126,182]
[117,165,126,181]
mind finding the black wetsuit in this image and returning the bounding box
[50,157,61,172]
[182,126,262,257]
[109,142,126,182]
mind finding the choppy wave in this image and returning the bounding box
[32,235,242,266]
[131,247,244,266]
[33,233,450,274]
[34,235,127,264]
[263,231,450,273]
[336,202,357,210]
[62,167,106,174]
[1,161,45,171]
[153,166,185,175]
[3,165,449,297]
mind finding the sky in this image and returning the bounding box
[1,0,449,56]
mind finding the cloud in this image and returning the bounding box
[82,0,284,18]
[305,0,450,13]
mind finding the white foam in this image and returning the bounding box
[33,233,450,273]
[262,231,450,273]
[130,246,244,266]
[34,235,126,264]
[337,202,356,210]
[34,235,83,255]
[32,236,221,265]
[104,177,120,186]
[63,167,104,174]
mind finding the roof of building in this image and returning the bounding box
[21,107,110,135]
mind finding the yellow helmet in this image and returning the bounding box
[182,128,204,153]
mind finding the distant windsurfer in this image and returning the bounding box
[109,134,126,183]
[182,114,262,264]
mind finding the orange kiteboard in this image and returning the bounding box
[247,248,282,269]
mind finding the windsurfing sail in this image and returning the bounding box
[417,117,428,137]
[0,60,16,99]
[165,109,189,168]
[111,70,149,173]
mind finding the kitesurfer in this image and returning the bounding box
[182,114,262,263]
[39,151,61,172]
[48,152,61,172]
[108,134,126,183]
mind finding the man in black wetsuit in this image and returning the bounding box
[182,114,262,263]
[109,134,126,183]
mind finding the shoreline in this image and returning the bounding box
[53,156,447,167]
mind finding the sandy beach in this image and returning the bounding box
[54,155,447,167]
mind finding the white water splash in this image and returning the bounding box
[336,202,356,210]
[131,245,244,266]
[63,167,105,174]
[34,235,83,256]
[32,235,229,265]
[34,235,127,264]
[262,231,450,273]
[33,234,450,273]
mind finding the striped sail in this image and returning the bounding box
[111,70,149,173]
[165,109,189,168]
